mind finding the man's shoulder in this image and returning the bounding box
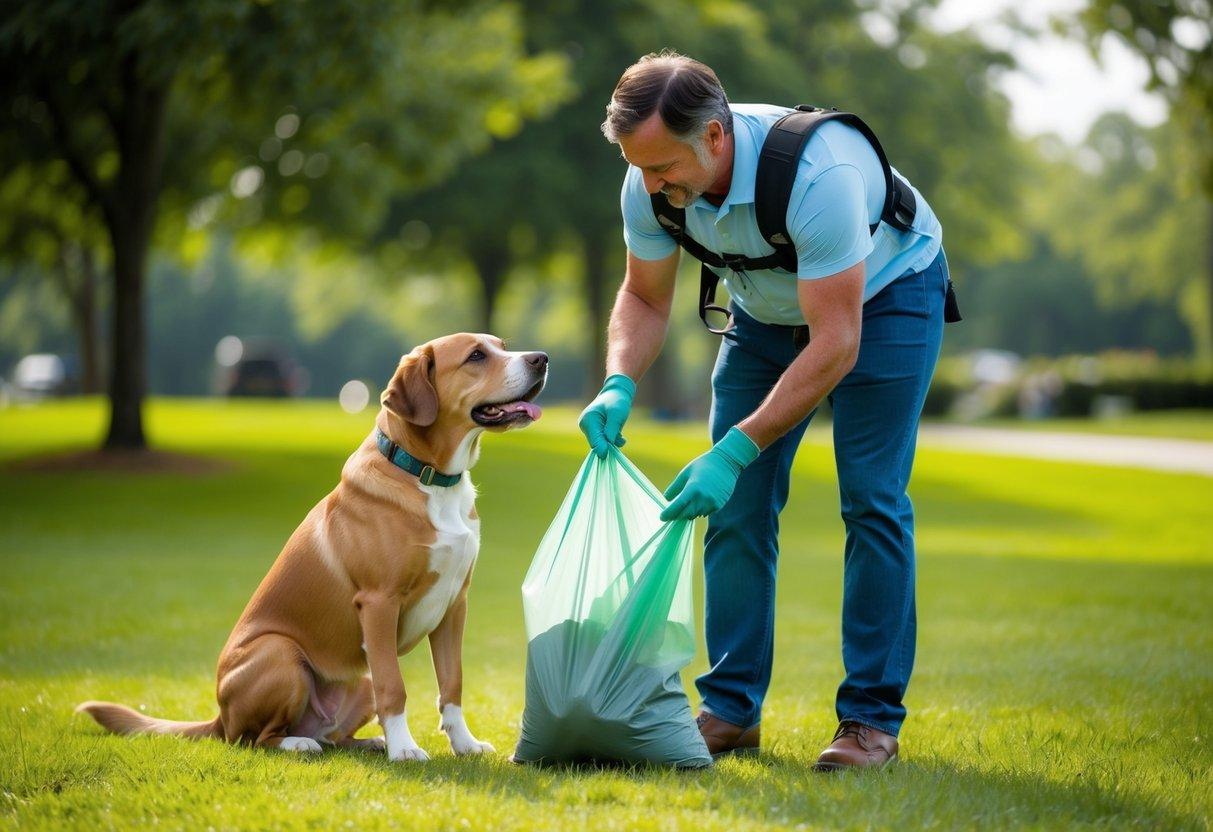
[731,105,870,174]
[731,103,794,122]
[729,103,792,142]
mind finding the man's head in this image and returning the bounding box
[602,51,733,208]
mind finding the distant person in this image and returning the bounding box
[580,51,957,770]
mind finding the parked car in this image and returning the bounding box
[12,353,77,399]
[216,339,301,398]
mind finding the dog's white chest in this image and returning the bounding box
[398,478,480,650]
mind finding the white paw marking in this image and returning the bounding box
[393,745,431,762]
[440,703,495,756]
[383,711,429,762]
[279,736,323,753]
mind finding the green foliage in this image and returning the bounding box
[945,232,1194,358]
[1044,353,1213,414]
[0,0,573,445]
[1072,0,1212,191]
[1041,114,1212,355]
[0,400,1211,828]
[926,351,1213,418]
[0,0,573,249]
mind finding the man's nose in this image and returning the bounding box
[523,351,548,370]
[642,171,665,194]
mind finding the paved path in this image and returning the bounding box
[916,425,1213,477]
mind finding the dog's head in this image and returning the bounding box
[380,334,547,435]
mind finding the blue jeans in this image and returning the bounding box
[697,249,948,737]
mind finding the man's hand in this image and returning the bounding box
[578,374,636,458]
[661,427,760,521]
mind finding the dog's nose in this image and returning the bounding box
[524,352,548,370]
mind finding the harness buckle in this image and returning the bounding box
[720,253,748,272]
[419,465,437,486]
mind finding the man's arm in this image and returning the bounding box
[604,249,680,382]
[578,248,679,457]
[736,262,864,449]
[605,162,680,382]
[660,261,863,521]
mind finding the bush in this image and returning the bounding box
[927,352,1213,419]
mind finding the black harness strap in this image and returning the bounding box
[650,197,785,330]
[755,106,917,255]
[651,104,960,328]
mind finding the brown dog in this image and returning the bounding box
[78,334,547,760]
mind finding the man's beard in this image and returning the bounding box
[660,183,701,208]
[660,145,720,208]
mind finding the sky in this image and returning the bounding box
[925,0,1168,143]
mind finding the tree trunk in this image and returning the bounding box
[54,241,103,395]
[582,232,612,398]
[470,246,505,334]
[1205,207,1213,359]
[76,247,102,395]
[639,344,683,419]
[104,222,148,448]
[102,71,171,450]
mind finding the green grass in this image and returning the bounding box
[1,398,1210,830]
[971,410,1213,442]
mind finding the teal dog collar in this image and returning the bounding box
[375,428,462,487]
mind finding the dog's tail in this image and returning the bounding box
[76,701,223,740]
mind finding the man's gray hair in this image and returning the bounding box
[601,50,733,150]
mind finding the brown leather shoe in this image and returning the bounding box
[813,720,898,771]
[695,710,760,758]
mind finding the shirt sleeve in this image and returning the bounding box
[789,163,874,279]
[621,165,678,261]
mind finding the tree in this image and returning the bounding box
[1043,114,1211,353]
[0,157,108,393]
[0,0,568,449]
[1068,0,1213,355]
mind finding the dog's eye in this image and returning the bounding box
[466,349,486,364]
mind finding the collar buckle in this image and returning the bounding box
[419,465,437,486]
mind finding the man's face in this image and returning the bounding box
[618,112,726,209]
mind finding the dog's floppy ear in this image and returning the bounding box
[381,347,438,426]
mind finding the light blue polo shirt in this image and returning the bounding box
[621,103,943,326]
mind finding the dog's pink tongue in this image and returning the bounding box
[506,401,542,420]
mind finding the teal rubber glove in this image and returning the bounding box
[578,374,636,458]
[661,427,760,521]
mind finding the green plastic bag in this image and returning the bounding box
[511,447,713,768]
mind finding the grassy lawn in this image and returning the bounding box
[1,398,1210,830]
[968,410,1213,442]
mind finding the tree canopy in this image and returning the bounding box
[0,0,571,447]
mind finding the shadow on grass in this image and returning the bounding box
[307,747,1203,829]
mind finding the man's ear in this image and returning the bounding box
[381,347,438,426]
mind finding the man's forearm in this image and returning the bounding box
[737,333,858,450]
[604,286,669,382]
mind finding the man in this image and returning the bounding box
[579,52,950,770]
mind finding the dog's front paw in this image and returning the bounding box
[388,744,431,762]
[439,703,495,756]
[279,736,324,753]
[382,712,429,762]
[450,735,496,756]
